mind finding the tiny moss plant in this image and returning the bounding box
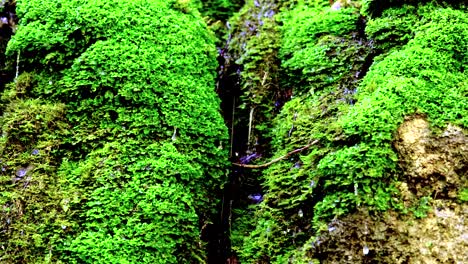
[459,188,468,202]
[3,0,229,262]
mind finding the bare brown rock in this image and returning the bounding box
[394,116,468,198]
[308,202,467,264]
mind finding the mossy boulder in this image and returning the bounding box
[1,0,228,262]
[231,2,468,263]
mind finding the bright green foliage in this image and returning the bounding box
[315,4,466,259]
[361,0,467,17]
[232,3,468,263]
[365,4,422,52]
[281,6,358,58]
[60,142,205,263]
[318,8,467,224]
[318,3,467,231]
[280,4,364,95]
[2,0,228,262]
[365,2,464,54]
[459,188,468,202]
[231,3,371,262]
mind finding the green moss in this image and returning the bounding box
[196,0,243,21]
[280,5,359,61]
[231,2,373,262]
[58,142,207,263]
[361,0,467,17]
[365,5,420,52]
[2,0,228,262]
[459,189,468,202]
[225,0,282,149]
[233,4,468,263]
[317,6,467,225]
[0,99,71,263]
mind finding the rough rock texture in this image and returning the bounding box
[306,117,468,263]
[310,202,467,264]
[394,116,468,198]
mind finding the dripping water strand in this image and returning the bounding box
[14,50,19,81]
[247,107,254,150]
[230,97,235,157]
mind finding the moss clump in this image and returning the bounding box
[316,5,467,231]
[232,2,468,263]
[0,99,71,263]
[59,142,208,263]
[459,188,468,202]
[231,2,372,262]
[2,0,228,262]
[195,0,244,21]
[224,0,283,151]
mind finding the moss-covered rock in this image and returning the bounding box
[1,0,228,262]
[230,1,467,263]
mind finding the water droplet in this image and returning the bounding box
[363,245,369,255]
[61,225,67,230]
[310,180,316,188]
[171,127,177,141]
[16,168,27,178]
[328,226,336,232]
[32,149,39,155]
[265,10,275,18]
[248,193,263,203]
[331,2,341,11]
[298,209,304,218]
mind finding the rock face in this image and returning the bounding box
[395,116,468,198]
[306,117,468,263]
[1,0,229,262]
[226,1,468,263]
[308,202,467,264]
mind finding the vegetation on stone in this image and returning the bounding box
[1,0,467,263]
[227,0,467,263]
[1,0,228,262]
